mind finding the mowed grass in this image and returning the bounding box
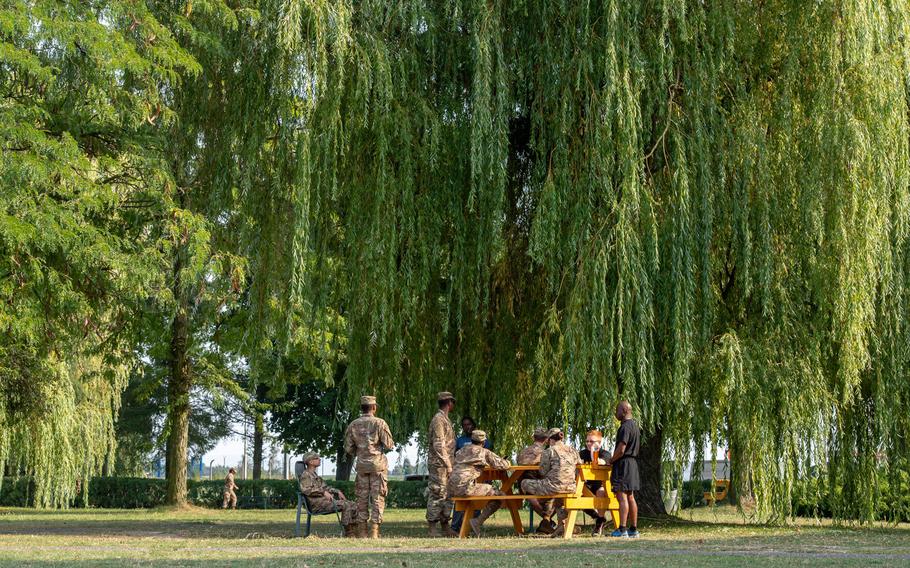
[0,506,908,567]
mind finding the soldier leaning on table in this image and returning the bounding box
[516,428,556,534]
[446,430,511,537]
[519,427,580,537]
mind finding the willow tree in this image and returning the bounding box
[293,0,910,520]
[0,0,197,506]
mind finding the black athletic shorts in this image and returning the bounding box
[611,457,640,492]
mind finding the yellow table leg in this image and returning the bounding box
[506,501,524,535]
[610,509,620,530]
[563,508,578,540]
[459,503,476,538]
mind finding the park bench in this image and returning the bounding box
[703,479,730,505]
[451,463,620,539]
[293,461,344,538]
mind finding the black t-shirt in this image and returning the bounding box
[579,448,610,464]
[615,419,640,458]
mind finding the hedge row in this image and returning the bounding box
[0,477,429,509]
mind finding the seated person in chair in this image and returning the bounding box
[298,451,357,537]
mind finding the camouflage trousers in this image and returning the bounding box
[454,482,502,516]
[518,472,553,517]
[425,464,452,523]
[354,471,388,524]
[520,479,568,521]
[308,496,357,526]
[222,490,237,509]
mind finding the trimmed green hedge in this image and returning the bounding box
[0,477,429,509]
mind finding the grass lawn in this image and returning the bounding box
[0,506,908,567]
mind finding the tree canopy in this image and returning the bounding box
[3,0,910,521]
[299,0,910,521]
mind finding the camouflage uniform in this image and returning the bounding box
[520,433,579,524]
[426,400,456,525]
[222,471,238,509]
[516,439,554,518]
[344,398,395,528]
[447,432,510,534]
[298,469,356,526]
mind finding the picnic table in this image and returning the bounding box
[452,463,620,539]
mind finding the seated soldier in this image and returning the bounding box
[516,428,556,534]
[520,428,580,537]
[446,430,511,537]
[579,429,610,536]
[451,416,492,532]
[298,451,358,537]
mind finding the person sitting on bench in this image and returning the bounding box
[447,430,511,537]
[579,429,611,536]
[519,428,580,537]
[298,452,358,537]
[517,428,556,534]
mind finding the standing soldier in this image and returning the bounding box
[426,392,457,537]
[222,467,238,509]
[446,430,511,537]
[517,428,555,534]
[298,452,358,536]
[344,395,395,539]
[520,428,580,536]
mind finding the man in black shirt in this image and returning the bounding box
[579,429,610,536]
[608,401,640,538]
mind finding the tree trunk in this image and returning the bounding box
[636,426,667,516]
[165,253,191,506]
[334,446,354,481]
[252,411,264,480]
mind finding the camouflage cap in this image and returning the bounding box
[546,427,563,438]
[360,395,377,406]
[437,391,456,402]
[303,451,320,463]
[533,428,549,439]
[471,430,487,442]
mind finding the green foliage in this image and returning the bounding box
[0,477,428,509]
[0,0,200,506]
[295,0,910,522]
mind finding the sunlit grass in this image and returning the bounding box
[0,506,907,566]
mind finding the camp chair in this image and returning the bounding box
[294,460,345,538]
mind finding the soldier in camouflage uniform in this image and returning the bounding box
[520,428,580,536]
[517,428,556,533]
[344,395,395,538]
[447,430,511,537]
[222,467,238,509]
[298,452,358,536]
[426,391,457,537]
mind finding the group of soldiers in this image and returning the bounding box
[294,392,642,539]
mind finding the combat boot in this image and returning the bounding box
[368,522,380,539]
[355,521,368,538]
[536,517,555,534]
[343,523,357,537]
[440,521,458,538]
[428,521,440,537]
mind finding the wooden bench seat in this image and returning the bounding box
[453,493,572,506]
